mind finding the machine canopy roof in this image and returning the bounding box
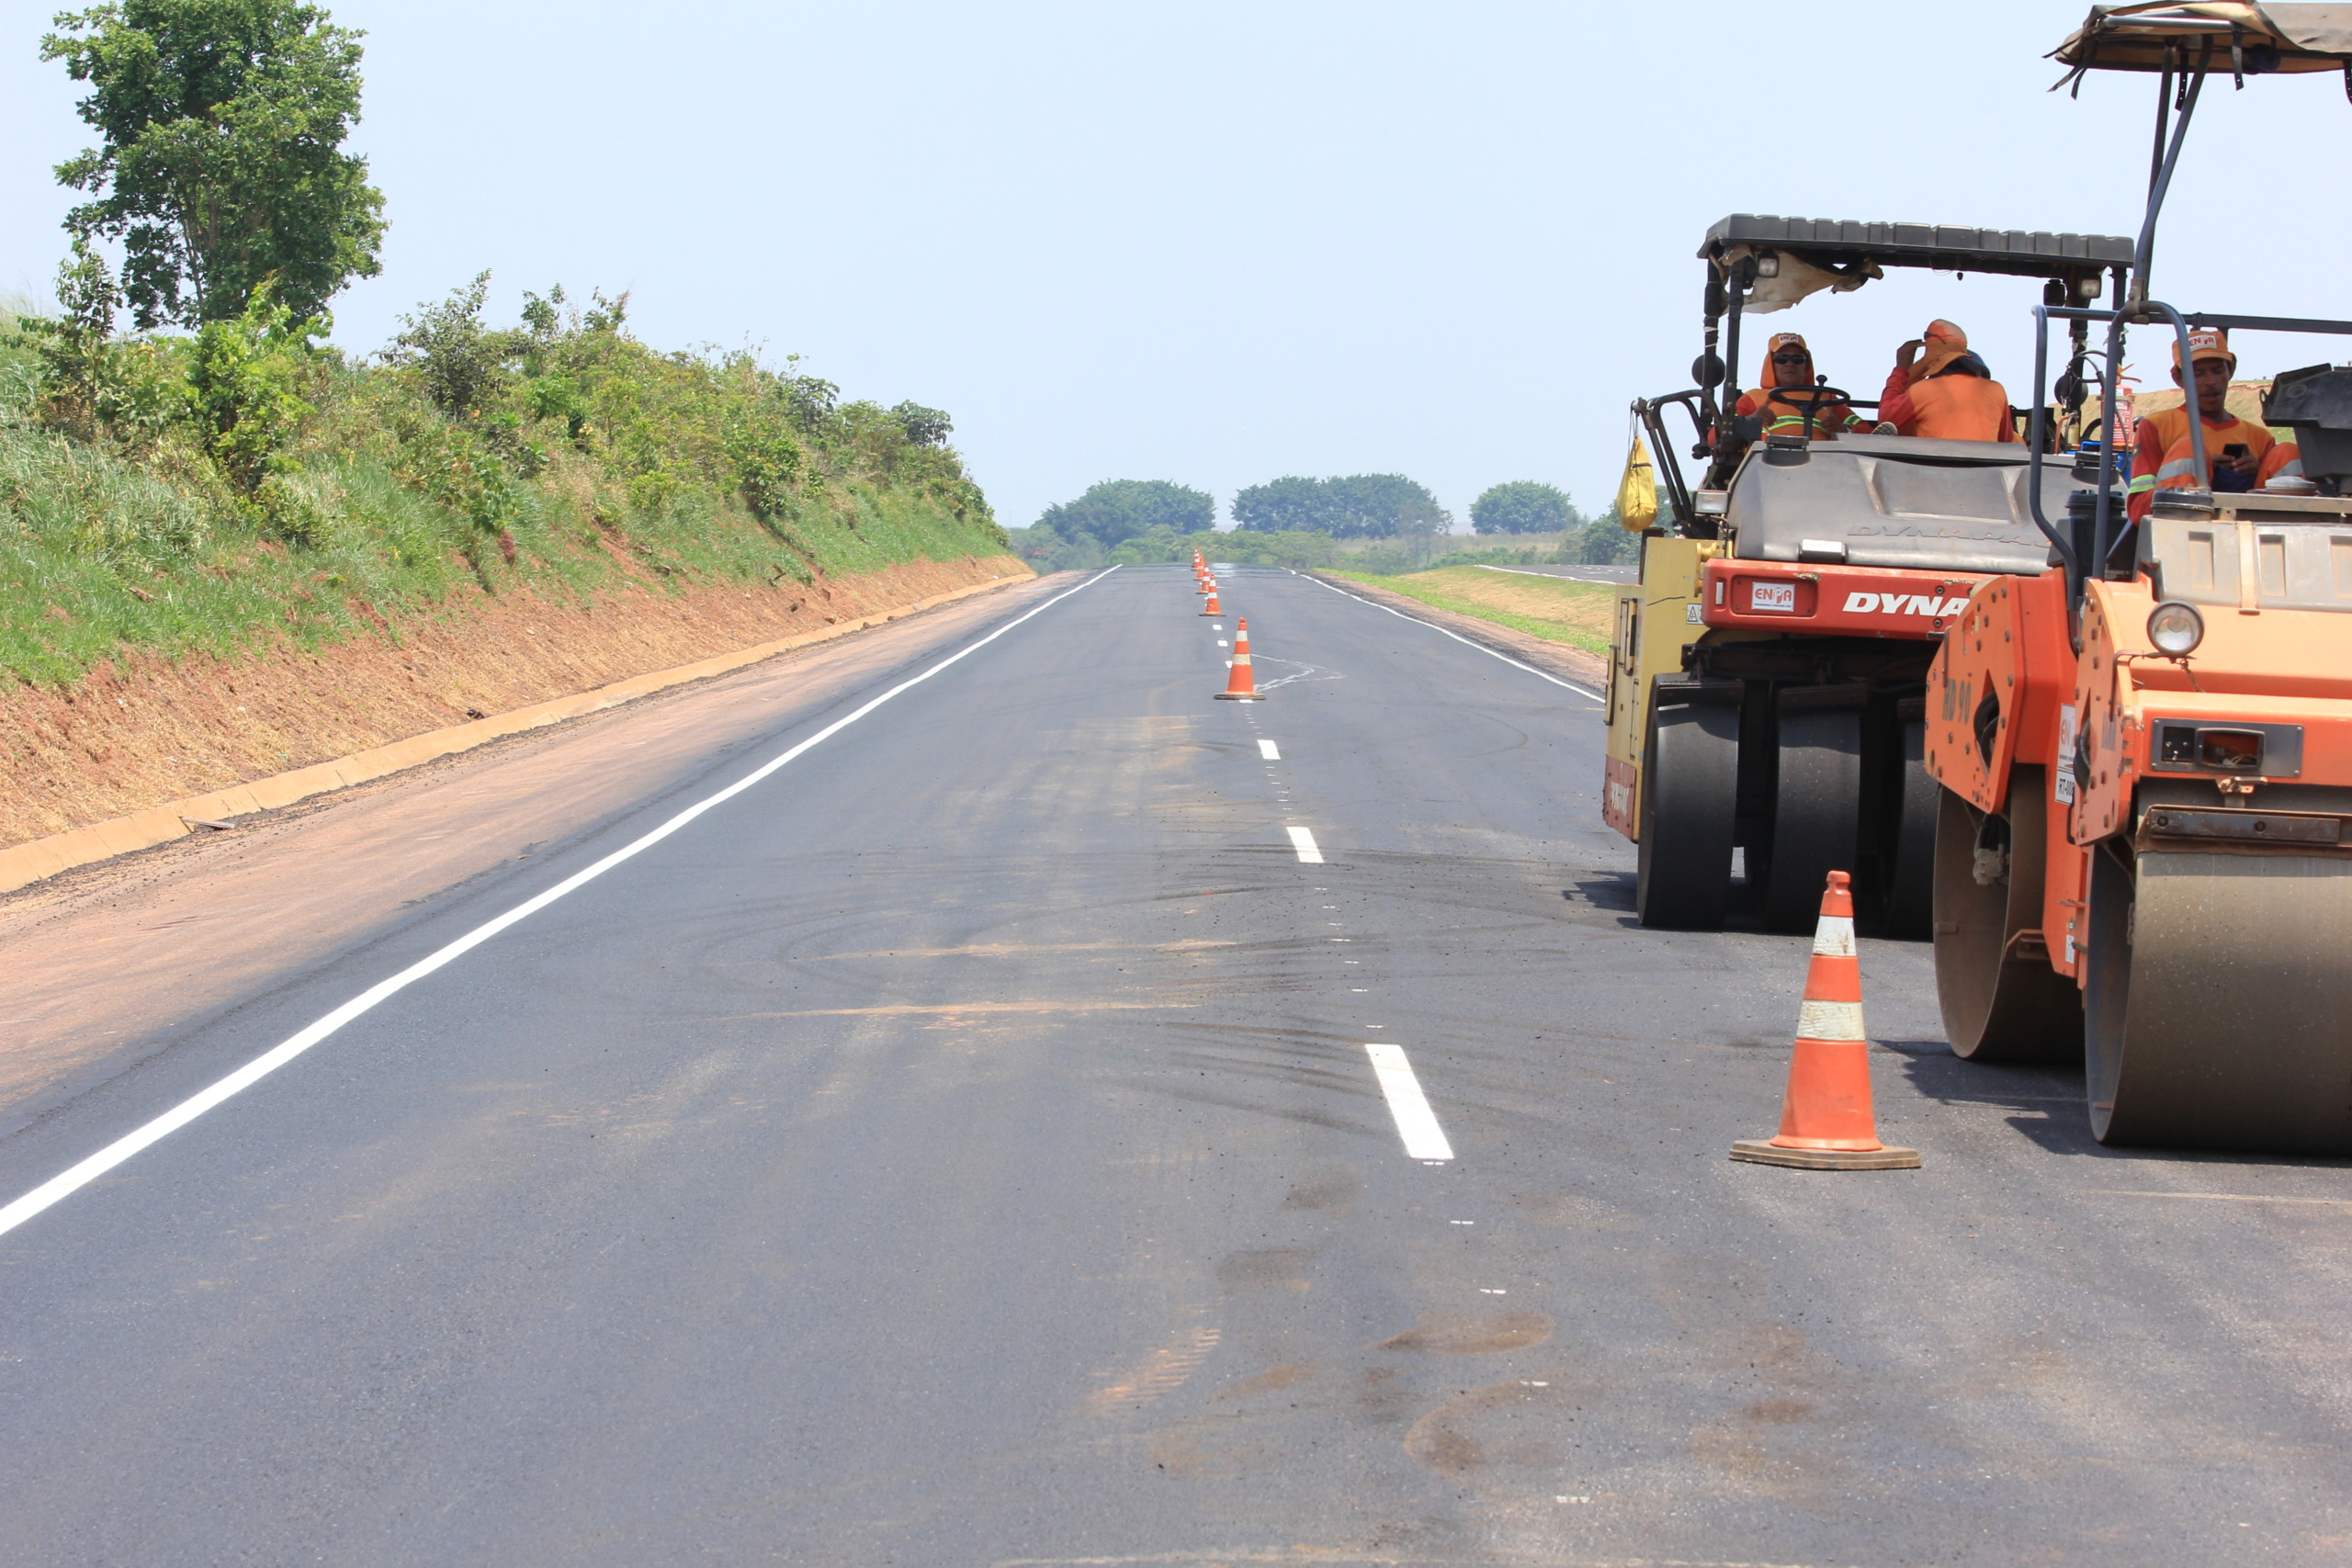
[1702,216,2133,278]
[2053,3,2352,73]
[1701,216,2132,312]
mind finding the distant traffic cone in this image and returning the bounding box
[1202,586,1221,615]
[1730,871,1919,1169]
[1198,572,1216,596]
[1215,617,1264,701]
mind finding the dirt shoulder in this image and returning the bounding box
[1309,570,1609,690]
[4,553,1029,848]
[0,570,1068,1129]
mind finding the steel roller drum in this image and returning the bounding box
[2088,851,2352,1153]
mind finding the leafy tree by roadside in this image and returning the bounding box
[1230,473,1449,537]
[1035,479,1215,547]
[1470,480,1577,536]
[1573,505,1639,565]
[42,0,387,329]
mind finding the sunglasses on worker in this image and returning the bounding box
[1771,349,1811,365]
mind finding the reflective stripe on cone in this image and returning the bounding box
[1731,870,1920,1170]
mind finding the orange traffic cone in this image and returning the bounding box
[1202,587,1221,615]
[1215,617,1264,701]
[1731,871,1919,1169]
[1198,572,1216,596]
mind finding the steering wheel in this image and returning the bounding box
[1768,384,1853,440]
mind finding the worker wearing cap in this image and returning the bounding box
[1876,321,2020,443]
[1736,333,1863,440]
[2128,328,2273,519]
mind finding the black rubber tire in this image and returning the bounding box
[1634,698,1738,931]
[1762,699,1861,932]
[2087,843,2352,1152]
[1881,719,1938,941]
[1930,772,2082,1063]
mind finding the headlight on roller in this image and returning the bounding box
[2147,600,2204,656]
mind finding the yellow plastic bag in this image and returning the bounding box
[1615,434,1658,531]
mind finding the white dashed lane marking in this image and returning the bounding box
[1286,826,1323,863]
[1365,1043,1453,1161]
[1258,739,1280,760]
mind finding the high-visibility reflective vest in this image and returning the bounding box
[2128,409,2274,519]
[2259,436,2303,485]
[2151,428,2299,489]
[1735,385,1862,439]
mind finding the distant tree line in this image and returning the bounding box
[1009,474,1636,572]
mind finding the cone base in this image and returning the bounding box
[1213,692,1264,701]
[1730,1139,1920,1170]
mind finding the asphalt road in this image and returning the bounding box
[1465,563,1637,585]
[2,564,2348,1566]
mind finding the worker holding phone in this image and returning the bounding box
[2129,328,2275,518]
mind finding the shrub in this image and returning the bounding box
[185,283,329,501]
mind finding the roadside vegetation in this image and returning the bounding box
[1325,565,1614,656]
[0,280,1001,688]
[4,2,1001,690]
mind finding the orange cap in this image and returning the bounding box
[1762,333,1812,389]
[2174,327,2232,367]
[1925,319,1967,347]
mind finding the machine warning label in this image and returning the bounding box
[2055,705,2078,804]
[1841,591,1972,617]
[1751,581,1797,612]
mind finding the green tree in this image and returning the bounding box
[1470,479,1576,536]
[890,401,952,446]
[1573,505,1639,565]
[1231,473,1448,537]
[1228,475,1329,533]
[1327,473,1448,536]
[42,0,387,329]
[1036,479,1214,547]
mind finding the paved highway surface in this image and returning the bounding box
[2,564,2348,1566]
[1466,563,1637,585]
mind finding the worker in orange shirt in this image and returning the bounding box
[2127,328,2273,519]
[1876,320,2020,443]
[1736,333,1863,440]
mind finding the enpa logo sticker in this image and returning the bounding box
[1843,591,1972,617]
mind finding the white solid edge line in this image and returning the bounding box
[1285,825,1323,863]
[1472,563,1629,585]
[0,567,1124,1241]
[1258,739,1281,760]
[1365,1043,1453,1161]
[1292,570,1604,700]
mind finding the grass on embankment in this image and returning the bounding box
[0,282,1005,689]
[1327,565,1614,655]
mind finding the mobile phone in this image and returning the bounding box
[2224,443,2250,458]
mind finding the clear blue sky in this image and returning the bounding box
[5,2,2347,529]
